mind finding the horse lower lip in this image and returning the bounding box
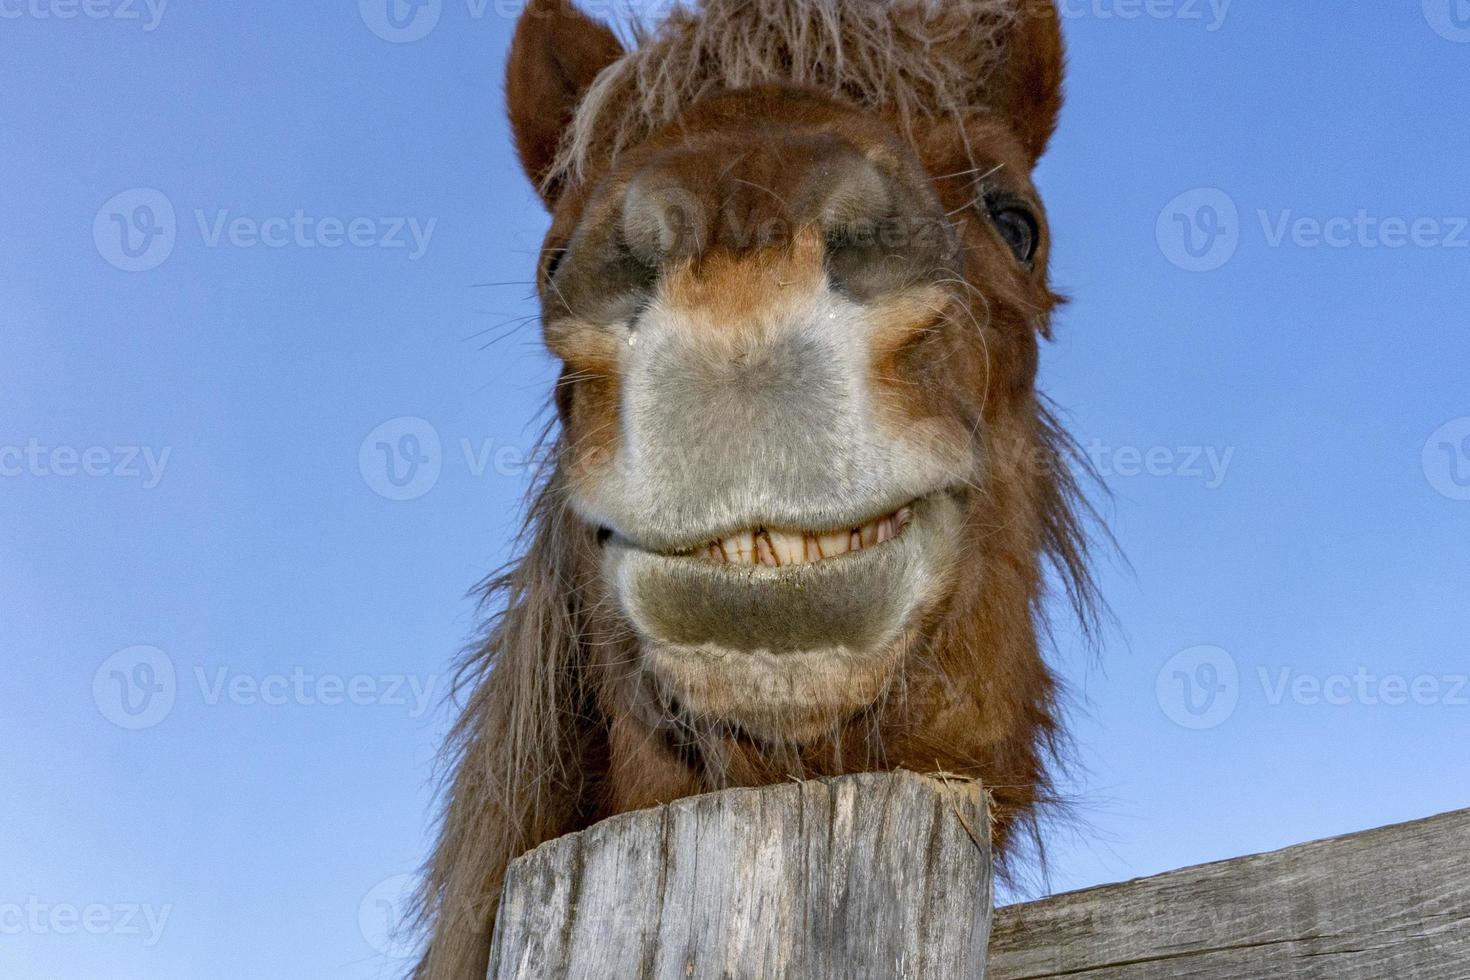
[600,493,963,671]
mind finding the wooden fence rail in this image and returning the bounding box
[990,804,1470,979]
[488,772,1469,979]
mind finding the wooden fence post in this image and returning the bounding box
[488,771,994,979]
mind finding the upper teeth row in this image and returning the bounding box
[700,506,914,567]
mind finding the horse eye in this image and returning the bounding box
[988,202,1040,266]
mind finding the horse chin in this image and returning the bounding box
[602,492,964,744]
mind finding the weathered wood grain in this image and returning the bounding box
[488,771,993,980]
[989,807,1470,979]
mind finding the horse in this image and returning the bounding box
[414,1,1100,975]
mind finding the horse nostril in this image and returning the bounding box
[596,527,614,547]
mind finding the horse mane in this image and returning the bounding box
[547,0,1022,190]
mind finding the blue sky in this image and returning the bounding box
[3,2,1467,977]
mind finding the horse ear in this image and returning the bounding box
[506,0,624,207]
[988,1,1066,166]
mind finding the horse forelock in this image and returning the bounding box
[546,0,1022,192]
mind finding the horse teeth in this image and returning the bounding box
[876,517,895,543]
[769,529,805,565]
[696,506,914,566]
[812,529,843,558]
[720,533,751,564]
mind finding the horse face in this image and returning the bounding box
[529,89,1045,739]
[499,0,1076,743]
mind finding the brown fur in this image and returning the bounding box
[412,3,1099,977]
[546,0,1022,188]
